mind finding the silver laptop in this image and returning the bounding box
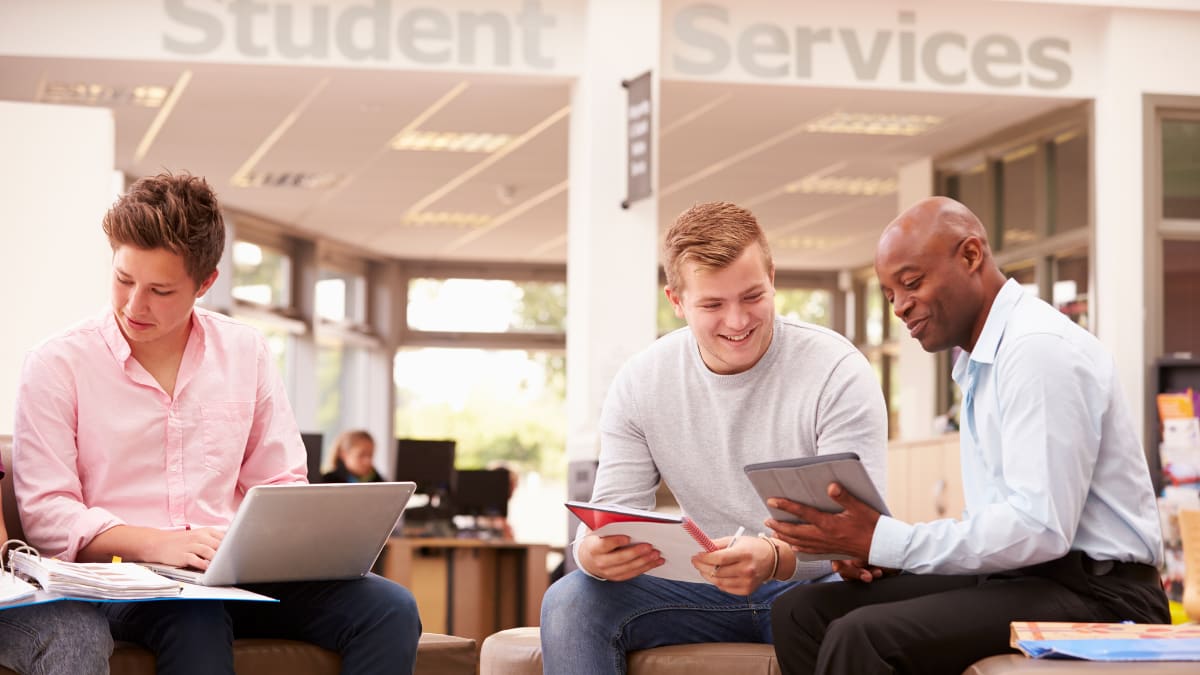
[143,482,415,586]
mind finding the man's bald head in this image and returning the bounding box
[874,197,1006,353]
[878,196,992,266]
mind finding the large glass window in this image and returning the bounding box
[1003,262,1038,295]
[231,241,291,309]
[775,288,832,327]
[1049,129,1089,234]
[1162,240,1200,355]
[398,269,567,546]
[316,269,367,324]
[998,145,1039,249]
[1052,248,1089,328]
[315,335,376,462]
[1163,120,1200,219]
[864,284,884,346]
[852,276,901,438]
[408,278,566,333]
[394,347,565,544]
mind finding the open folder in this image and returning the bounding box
[566,501,720,584]
[0,540,274,611]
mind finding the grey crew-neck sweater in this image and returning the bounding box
[590,316,888,580]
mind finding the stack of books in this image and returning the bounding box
[1011,622,1200,661]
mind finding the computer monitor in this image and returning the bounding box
[452,468,510,518]
[300,432,324,484]
[393,438,456,497]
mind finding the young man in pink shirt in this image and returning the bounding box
[12,172,421,674]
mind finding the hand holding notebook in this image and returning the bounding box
[566,501,723,584]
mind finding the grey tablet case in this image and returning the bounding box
[744,452,889,525]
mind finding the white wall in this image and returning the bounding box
[895,157,938,440]
[0,101,116,434]
[1093,9,1200,438]
[565,0,661,463]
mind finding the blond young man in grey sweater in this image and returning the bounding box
[539,201,887,675]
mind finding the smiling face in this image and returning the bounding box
[874,199,993,353]
[111,245,215,355]
[666,242,776,374]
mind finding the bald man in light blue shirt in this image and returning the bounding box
[766,197,1169,675]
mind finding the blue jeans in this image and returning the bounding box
[0,600,113,675]
[102,574,420,675]
[540,570,801,675]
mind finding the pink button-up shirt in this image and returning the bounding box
[13,308,307,560]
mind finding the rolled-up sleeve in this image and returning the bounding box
[12,351,124,560]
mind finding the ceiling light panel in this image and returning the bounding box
[785,175,898,197]
[401,211,493,228]
[390,130,513,153]
[773,234,859,251]
[805,112,943,136]
[40,81,171,107]
[232,171,343,190]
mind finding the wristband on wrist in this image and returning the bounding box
[758,533,780,581]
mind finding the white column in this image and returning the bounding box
[565,0,662,464]
[0,102,115,434]
[1092,18,1147,441]
[895,157,938,439]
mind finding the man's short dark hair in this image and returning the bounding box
[102,172,224,286]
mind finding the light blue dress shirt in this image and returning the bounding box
[871,280,1163,574]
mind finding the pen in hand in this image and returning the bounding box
[708,526,746,583]
[726,526,745,550]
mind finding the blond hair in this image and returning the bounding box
[663,201,772,292]
[323,429,375,474]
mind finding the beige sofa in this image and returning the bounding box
[480,623,1197,674]
[0,436,476,675]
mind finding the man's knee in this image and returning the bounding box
[770,583,826,635]
[355,576,422,638]
[138,602,231,647]
[541,571,603,637]
[822,606,890,653]
[60,603,114,656]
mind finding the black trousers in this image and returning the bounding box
[770,552,1169,675]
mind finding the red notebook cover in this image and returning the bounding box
[565,501,717,552]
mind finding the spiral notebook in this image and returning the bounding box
[565,501,718,584]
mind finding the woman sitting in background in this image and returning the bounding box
[321,430,384,484]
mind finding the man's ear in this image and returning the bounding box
[664,286,686,319]
[196,269,219,298]
[960,237,985,274]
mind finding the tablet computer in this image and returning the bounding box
[744,451,888,525]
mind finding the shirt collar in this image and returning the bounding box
[100,308,207,366]
[100,310,132,364]
[966,278,1024,366]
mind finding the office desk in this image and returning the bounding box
[381,537,550,644]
